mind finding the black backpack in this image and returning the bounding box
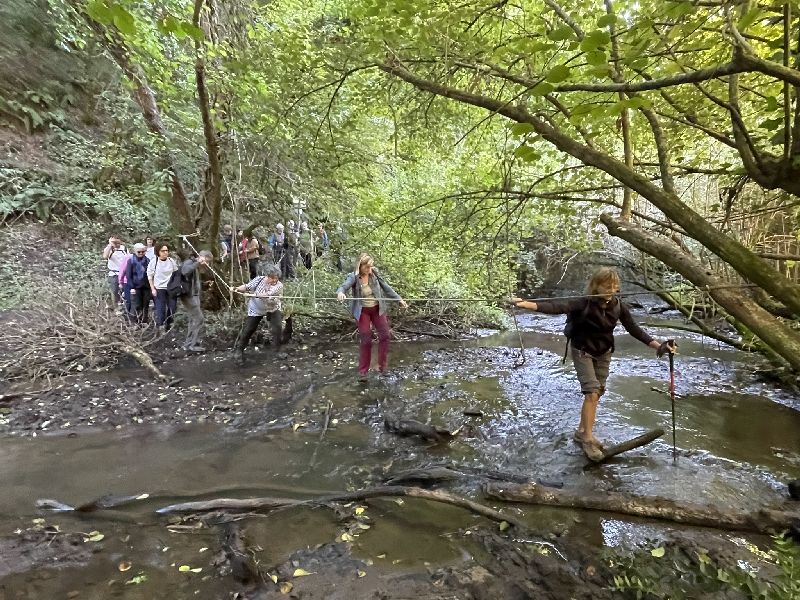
[167,268,192,299]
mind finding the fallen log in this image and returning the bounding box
[156,485,527,529]
[384,416,461,443]
[589,428,665,464]
[384,467,465,485]
[483,482,800,535]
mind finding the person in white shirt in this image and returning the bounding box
[102,235,128,309]
[144,236,156,261]
[147,242,179,330]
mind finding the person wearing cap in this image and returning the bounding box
[102,235,128,310]
[268,224,285,266]
[124,242,152,324]
[177,247,213,352]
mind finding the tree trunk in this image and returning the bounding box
[601,215,800,371]
[379,62,800,317]
[193,0,224,253]
[483,482,800,535]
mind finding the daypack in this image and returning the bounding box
[167,268,192,298]
[258,238,268,257]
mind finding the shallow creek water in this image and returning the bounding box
[1,312,798,598]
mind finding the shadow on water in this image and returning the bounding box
[1,311,799,596]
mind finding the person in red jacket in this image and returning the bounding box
[513,268,675,460]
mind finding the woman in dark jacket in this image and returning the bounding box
[513,267,674,460]
[337,254,407,379]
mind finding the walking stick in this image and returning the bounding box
[668,350,677,462]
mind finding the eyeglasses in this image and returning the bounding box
[159,248,169,252]
[136,251,145,254]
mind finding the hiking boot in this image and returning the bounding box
[185,345,206,353]
[233,349,245,366]
[580,439,605,462]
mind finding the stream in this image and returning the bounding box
[1,311,799,598]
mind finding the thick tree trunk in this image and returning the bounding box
[380,62,800,316]
[601,215,800,371]
[483,482,800,535]
[193,0,224,253]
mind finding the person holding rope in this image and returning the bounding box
[233,265,284,366]
[337,254,407,380]
[177,248,213,352]
[512,267,675,461]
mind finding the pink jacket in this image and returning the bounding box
[117,255,131,287]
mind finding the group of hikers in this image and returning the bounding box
[219,221,331,281]
[105,230,676,460]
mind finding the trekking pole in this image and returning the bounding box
[668,350,677,462]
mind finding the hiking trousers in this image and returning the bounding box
[357,305,390,376]
[237,311,282,350]
[154,289,177,330]
[180,295,204,348]
[129,286,151,324]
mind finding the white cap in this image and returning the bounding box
[276,223,284,230]
[133,243,146,251]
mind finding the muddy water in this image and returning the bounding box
[1,311,799,597]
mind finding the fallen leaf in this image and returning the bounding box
[357,523,371,530]
[178,565,191,572]
[118,561,132,572]
[377,554,386,559]
[198,547,208,553]
[499,521,510,532]
[190,567,202,573]
[32,518,45,526]
[339,533,354,542]
[280,581,293,594]
[293,568,313,577]
[135,493,149,500]
[125,574,147,585]
[269,573,278,584]
[354,506,366,515]
[86,532,104,543]
[651,547,665,558]
[357,570,366,578]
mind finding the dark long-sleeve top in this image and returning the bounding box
[536,296,654,356]
[181,258,202,297]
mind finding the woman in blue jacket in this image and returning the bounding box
[337,254,407,379]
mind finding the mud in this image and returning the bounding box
[0,310,798,599]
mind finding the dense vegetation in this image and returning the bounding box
[1,0,799,371]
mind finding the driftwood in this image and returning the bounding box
[155,485,527,529]
[483,482,800,535]
[588,428,665,464]
[384,465,559,488]
[36,492,150,512]
[384,416,462,443]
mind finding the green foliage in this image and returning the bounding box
[607,536,800,600]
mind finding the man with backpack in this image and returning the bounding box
[102,235,128,310]
[124,243,151,324]
[176,248,213,352]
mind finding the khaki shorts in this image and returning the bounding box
[571,348,612,394]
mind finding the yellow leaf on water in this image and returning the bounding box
[293,568,313,577]
[377,554,386,559]
[269,574,278,584]
[651,547,666,558]
[499,521,510,532]
[357,570,366,578]
[86,532,105,543]
[118,561,132,572]
[190,567,202,573]
[178,565,191,572]
[357,523,371,530]
[354,506,365,515]
[280,581,293,594]
[339,533,354,542]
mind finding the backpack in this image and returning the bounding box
[167,268,192,299]
[258,238,267,257]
